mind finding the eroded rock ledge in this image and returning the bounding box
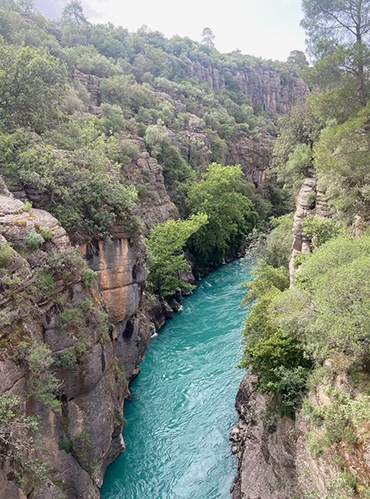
[230,371,298,499]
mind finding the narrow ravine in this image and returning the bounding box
[101,258,253,499]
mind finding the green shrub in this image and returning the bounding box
[0,311,10,327]
[18,342,61,411]
[38,225,52,241]
[307,192,315,209]
[0,270,21,288]
[47,251,85,276]
[264,214,294,269]
[81,268,96,289]
[57,307,83,327]
[36,271,54,293]
[24,230,45,250]
[0,242,13,266]
[0,394,47,484]
[58,439,73,453]
[24,201,32,212]
[301,215,341,250]
[307,431,323,459]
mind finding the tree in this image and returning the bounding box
[17,0,36,13]
[314,104,370,222]
[62,0,88,24]
[201,27,215,48]
[302,0,370,105]
[287,50,309,71]
[0,394,47,483]
[0,46,67,132]
[187,164,257,266]
[146,214,208,298]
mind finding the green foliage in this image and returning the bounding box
[58,439,73,453]
[36,271,54,293]
[0,45,67,132]
[272,99,322,192]
[146,213,208,297]
[275,237,370,363]
[47,250,85,276]
[304,386,370,471]
[187,164,257,266]
[24,229,45,250]
[301,215,341,250]
[241,260,289,306]
[37,225,52,241]
[0,394,47,484]
[81,268,96,289]
[240,258,310,411]
[263,214,293,269]
[314,105,370,222]
[0,310,10,327]
[1,129,138,240]
[0,241,13,266]
[17,342,60,411]
[302,0,370,105]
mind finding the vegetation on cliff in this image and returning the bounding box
[0,0,298,254]
[0,0,307,494]
[239,1,370,494]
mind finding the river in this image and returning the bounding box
[100,257,253,499]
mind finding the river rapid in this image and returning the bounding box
[101,257,253,499]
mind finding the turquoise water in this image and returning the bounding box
[101,258,252,499]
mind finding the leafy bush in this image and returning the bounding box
[24,230,45,250]
[275,237,370,363]
[36,271,54,293]
[314,105,370,222]
[0,241,13,266]
[58,439,73,453]
[37,225,52,241]
[263,214,294,269]
[0,394,47,484]
[301,215,341,250]
[17,342,60,411]
[0,45,67,132]
[81,268,96,289]
[47,250,85,278]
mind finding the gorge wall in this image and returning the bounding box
[230,180,370,499]
[0,150,176,499]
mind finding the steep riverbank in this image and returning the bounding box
[101,258,253,498]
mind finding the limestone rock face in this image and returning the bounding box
[186,61,308,115]
[0,190,154,498]
[230,368,370,499]
[124,148,179,230]
[289,178,331,284]
[0,122,177,497]
[230,372,298,499]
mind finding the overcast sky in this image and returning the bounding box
[34,0,307,61]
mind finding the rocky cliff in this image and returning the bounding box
[230,180,370,499]
[186,61,308,115]
[289,178,330,284]
[0,146,176,499]
[230,372,298,499]
[231,365,370,498]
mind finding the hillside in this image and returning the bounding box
[0,1,308,497]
